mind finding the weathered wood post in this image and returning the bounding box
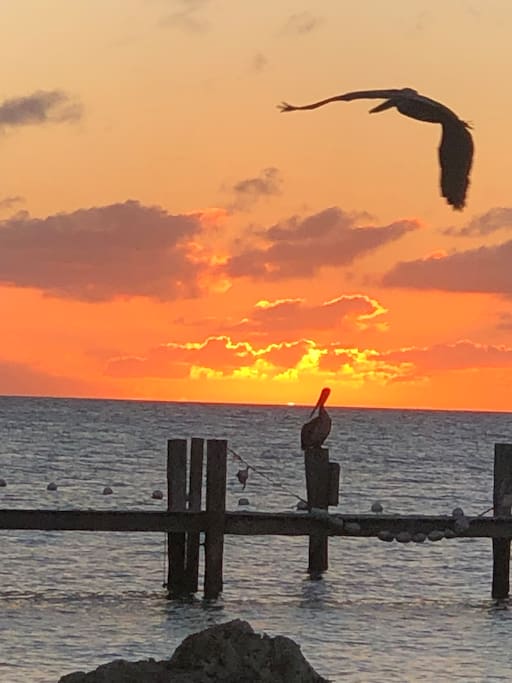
[204,439,227,599]
[492,443,512,600]
[185,437,204,593]
[304,446,330,575]
[167,438,187,596]
[328,462,340,506]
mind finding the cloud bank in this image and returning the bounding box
[0,200,207,301]
[232,295,387,335]
[381,240,512,295]
[105,336,511,386]
[225,208,419,280]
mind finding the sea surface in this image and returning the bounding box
[0,396,511,682]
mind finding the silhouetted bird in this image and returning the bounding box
[279,87,473,210]
[301,387,332,450]
[237,466,250,490]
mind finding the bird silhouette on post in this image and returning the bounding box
[301,387,332,450]
[279,87,474,210]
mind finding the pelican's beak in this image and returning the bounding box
[309,387,330,416]
[369,99,396,113]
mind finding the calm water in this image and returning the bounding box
[0,396,511,682]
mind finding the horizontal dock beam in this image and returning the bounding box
[1,509,512,538]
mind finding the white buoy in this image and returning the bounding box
[396,531,412,543]
[152,490,163,500]
[238,497,250,506]
[452,507,465,518]
[0,478,6,487]
[371,501,383,513]
[428,529,444,542]
[47,482,58,491]
[377,530,394,542]
[412,532,426,543]
[102,486,113,495]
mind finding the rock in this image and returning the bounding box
[152,490,164,500]
[47,482,58,491]
[59,658,172,683]
[0,478,6,487]
[102,486,113,495]
[59,619,329,683]
[371,501,383,513]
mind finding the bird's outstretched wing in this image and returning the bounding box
[439,120,474,210]
[278,88,415,112]
[278,86,474,210]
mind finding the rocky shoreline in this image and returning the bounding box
[58,619,330,682]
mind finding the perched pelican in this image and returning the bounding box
[236,465,250,490]
[301,387,332,450]
[279,87,474,210]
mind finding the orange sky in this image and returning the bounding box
[1,1,512,411]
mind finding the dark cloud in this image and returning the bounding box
[0,200,207,302]
[0,90,82,130]
[160,0,210,32]
[283,11,322,35]
[229,167,282,211]
[381,240,512,295]
[225,207,418,280]
[444,207,512,237]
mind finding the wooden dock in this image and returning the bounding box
[1,439,512,600]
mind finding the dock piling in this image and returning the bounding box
[167,438,188,596]
[185,437,204,594]
[304,446,330,575]
[492,443,512,600]
[204,439,227,599]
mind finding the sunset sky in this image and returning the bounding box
[2,0,512,411]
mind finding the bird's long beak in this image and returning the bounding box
[369,99,396,113]
[309,387,330,416]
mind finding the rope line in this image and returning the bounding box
[228,447,307,506]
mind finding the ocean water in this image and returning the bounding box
[0,395,511,682]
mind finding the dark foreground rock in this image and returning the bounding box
[59,619,329,683]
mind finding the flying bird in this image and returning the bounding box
[301,387,332,450]
[279,87,474,210]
